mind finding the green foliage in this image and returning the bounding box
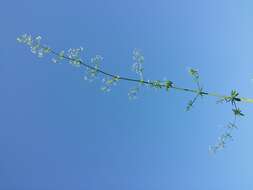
[165,80,173,91]
[186,99,195,111]
[232,108,244,117]
[218,90,241,105]
[189,68,199,81]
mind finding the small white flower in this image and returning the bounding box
[51,58,58,64]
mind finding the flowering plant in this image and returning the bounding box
[17,34,253,153]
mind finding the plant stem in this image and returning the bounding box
[50,49,253,104]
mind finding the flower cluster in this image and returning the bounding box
[209,121,237,154]
[128,86,139,100]
[210,90,244,154]
[67,47,84,66]
[151,80,163,89]
[84,55,103,81]
[132,49,144,80]
[17,34,51,58]
[101,76,120,92]
[127,49,145,100]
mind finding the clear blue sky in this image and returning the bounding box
[1,0,253,189]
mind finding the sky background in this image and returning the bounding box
[1,0,253,189]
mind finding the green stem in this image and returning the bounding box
[50,49,253,104]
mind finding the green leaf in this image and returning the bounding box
[232,108,244,117]
[165,80,173,91]
[188,68,199,80]
[186,100,194,111]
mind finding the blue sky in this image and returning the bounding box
[1,0,253,189]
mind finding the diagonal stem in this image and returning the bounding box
[50,49,253,104]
